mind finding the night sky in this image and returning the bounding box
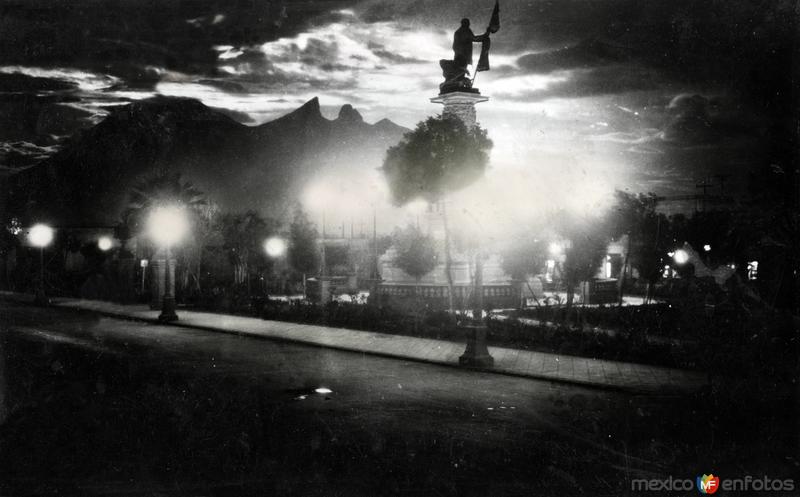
[0,0,796,232]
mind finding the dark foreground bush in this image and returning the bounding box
[260,299,459,341]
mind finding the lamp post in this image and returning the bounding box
[264,236,287,293]
[140,259,149,294]
[147,206,188,322]
[28,223,54,306]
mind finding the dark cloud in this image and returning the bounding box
[0,73,77,92]
[0,94,90,143]
[196,79,248,93]
[660,94,767,148]
[367,41,426,64]
[0,0,357,85]
[660,94,718,146]
[0,141,59,170]
[516,38,628,74]
[497,63,673,102]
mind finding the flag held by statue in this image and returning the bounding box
[477,1,499,72]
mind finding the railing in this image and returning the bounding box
[377,283,518,309]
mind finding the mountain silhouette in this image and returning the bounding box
[13,96,407,226]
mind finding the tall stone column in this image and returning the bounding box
[432,90,494,368]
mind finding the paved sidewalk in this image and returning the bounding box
[2,293,707,394]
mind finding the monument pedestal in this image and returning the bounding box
[430,92,489,130]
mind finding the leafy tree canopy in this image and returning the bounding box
[288,205,319,275]
[382,115,492,206]
[392,224,438,281]
[500,235,548,281]
[217,210,279,269]
[550,210,610,287]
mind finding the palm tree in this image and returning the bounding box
[122,171,208,297]
[123,171,207,235]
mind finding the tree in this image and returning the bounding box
[123,171,207,236]
[288,205,319,297]
[217,210,278,296]
[393,224,438,286]
[551,210,609,317]
[500,234,548,307]
[382,115,492,312]
[393,224,437,326]
[608,191,667,304]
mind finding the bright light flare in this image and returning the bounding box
[673,249,689,265]
[314,387,332,394]
[98,236,113,251]
[148,206,189,247]
[548,242,563,256]
[264,237,287,258]
[28,224,54,248]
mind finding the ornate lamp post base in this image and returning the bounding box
[458,324,494,368]
[158,297,179,322]
[33,290,50,306]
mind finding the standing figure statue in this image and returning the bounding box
[439,3,500,94]
[453,18,489,69]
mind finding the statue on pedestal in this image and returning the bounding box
[439,3,500,95]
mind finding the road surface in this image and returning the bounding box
[0,302,794,496]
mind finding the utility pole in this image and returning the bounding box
[695,179,713,212]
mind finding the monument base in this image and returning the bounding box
[430,92,489,130]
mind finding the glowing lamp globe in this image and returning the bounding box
[148,206,189,247]
[98,236,113,251]
[264,237,287,258]
[28,224,54,248]
[673,249,689,265]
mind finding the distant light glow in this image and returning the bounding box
[264,237,287,258]
[28,224,54,248]
[703,244,711,252]
[140,259,149,268]
[673,249,689,265]
[148,206,189,247]
[98,236,113,251]
[545,259,556,283]
[548,242,562,256]
[314,387,332,394]
[747,261,758,280]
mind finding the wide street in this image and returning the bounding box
[0,302,795,496]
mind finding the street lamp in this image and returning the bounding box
[98,236,113,251]
[147,206,188,322]
[264,236,287,294]
[264,237,287,258]
[673,249,689,265]
[28,223,54,305]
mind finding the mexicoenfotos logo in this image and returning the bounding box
[697,474,720,494]
[631,474,794,493]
